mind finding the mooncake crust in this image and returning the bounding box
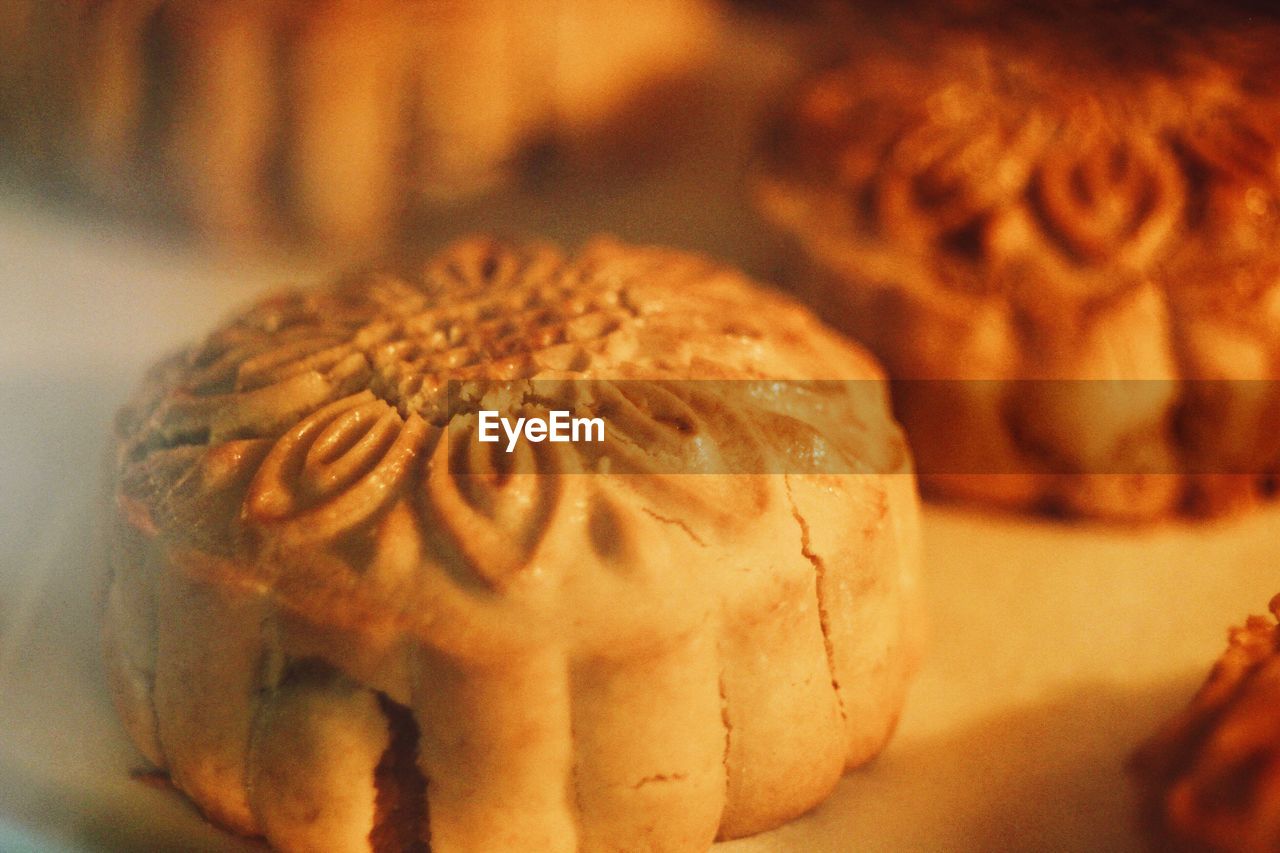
[757,8,1280,520]
[105,236,922,851]
[2,0,718,245]
[1131,596,1280,853]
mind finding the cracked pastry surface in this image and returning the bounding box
[1131,596,1280,853]
[104,236,923,852]
[756,8,1280,520]
[0,0,717,244]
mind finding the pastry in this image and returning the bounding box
[105,236,922,851]
[756,7,1280,520]
[2,0,718,244]
[1130,596,1280,852]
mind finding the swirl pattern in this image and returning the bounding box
[1028,122,1183,269]
[246,391,429,545]
[764,19,1280,296]
[420,410,566,591]
[114,235,905,596]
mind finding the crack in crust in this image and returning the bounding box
[784,474,847,725]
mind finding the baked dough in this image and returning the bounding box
[105,237,922,851]
[2,0,718,244]
[1131,596,1280,853]
[756,8,1280,520]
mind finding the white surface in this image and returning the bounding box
[1,17,1278,844]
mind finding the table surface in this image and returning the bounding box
[1,16,1277,851]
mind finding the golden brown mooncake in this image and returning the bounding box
[105,237,922,852]
[756,9,1280,520]
[1131,596,1280,853]
[1,0,718,244]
